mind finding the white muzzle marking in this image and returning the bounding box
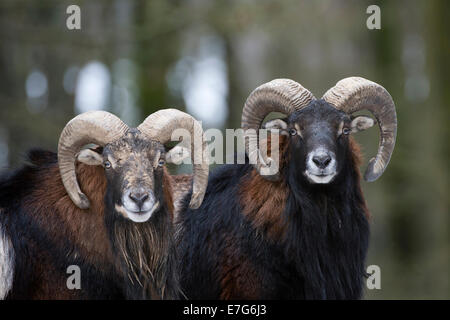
[116,190,159,223]
[304,147,337,184]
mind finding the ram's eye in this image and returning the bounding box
[158,159,165,167]
[342,127,351,135]
[104,160,112,169]
[289,128,297,136]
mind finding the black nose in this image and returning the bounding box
[129,191,149,209]
[313,154,332,169]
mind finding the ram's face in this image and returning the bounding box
[289,102,351,184]
[78,131,166,223]
[266,100,374,184]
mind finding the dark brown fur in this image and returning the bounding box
[239,135,289,242]
[347,138,371,220]
[167,174,193,219]
[1,151,180,299]
[219,236,262,299]
[24,162,114,271]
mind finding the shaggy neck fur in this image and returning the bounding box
[106,205,179,299]
[105,169,179,300]
[281,139,370,299]
[240,137,370,299]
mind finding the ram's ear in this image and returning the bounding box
[351,116,375,133]
[166,145,190,165]
[77,148,103,166]
[263,119,288,135]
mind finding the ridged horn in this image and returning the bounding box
[58,111,129,209]
[138,109,209,209]
[241,79,315,180]
[322,77,397,181]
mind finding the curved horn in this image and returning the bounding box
[58,111,129,209]
[322,77,397,182]
[138,109,209,209]
[241,79,315,180]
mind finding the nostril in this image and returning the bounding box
[312,157,321,166]
[129,192,150,208]
[312,154,332,169]
[130,192,147,201]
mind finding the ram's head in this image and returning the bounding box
[58,109,208,222]
[242,77,397,184]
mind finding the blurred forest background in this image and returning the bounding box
[0,0,448,299]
